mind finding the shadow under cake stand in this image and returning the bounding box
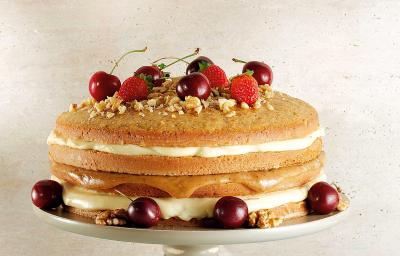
[33,201,349,256]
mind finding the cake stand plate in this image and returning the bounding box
[33,203,349,256]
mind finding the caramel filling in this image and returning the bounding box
[51,154,324,198]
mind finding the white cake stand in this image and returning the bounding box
[33,200,349,256]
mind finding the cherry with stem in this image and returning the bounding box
[232,57,273,86]
[135,48,200,87]
[89,47,148,101]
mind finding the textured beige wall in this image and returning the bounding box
[1,0,399,255]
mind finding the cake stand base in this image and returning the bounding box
[33,197,349,256]
[163,245,219,256]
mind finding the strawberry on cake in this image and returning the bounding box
[31,48,348,229]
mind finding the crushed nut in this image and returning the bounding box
[147,98,158,107]
[133,100,144,111]
[266,102,274,111]
[248,209,284,229]
[254,99,262,109]
[94,101,107,112]
[218,99,237,113]
[69,103,78,112]
[106,112,115,119]
[225,111,236,117]
[118,105,127,114]
[95,209,128,226]
[240,102,249,109]
[89,110,97,119]
[337,194,349,211]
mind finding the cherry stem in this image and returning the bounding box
[151,57,189,65]
[109,47,148,75]
[114,189,134,202]
[232,58,247,64]
[161,48,200,70]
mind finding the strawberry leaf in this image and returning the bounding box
[198,61,211,72]
[244,69,254,76]
[137,73,154,90]
[157,63,166,70]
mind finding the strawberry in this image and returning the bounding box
[199,62,229,89]
[118,76,149,102]
[230,73,259,105]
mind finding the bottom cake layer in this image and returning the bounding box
[52,171,325,222]
[64,200,309,228]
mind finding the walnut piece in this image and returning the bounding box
[337,194,349,211]
[248,209,284,229]
[95,209,128,226]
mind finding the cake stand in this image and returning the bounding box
[33,198,349,256]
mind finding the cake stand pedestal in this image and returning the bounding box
[33,203,349,256]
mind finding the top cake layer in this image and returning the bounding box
[55,91,319,147]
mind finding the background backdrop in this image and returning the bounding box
[1,0,399,255]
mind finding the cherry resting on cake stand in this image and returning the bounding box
[33,197,349,256]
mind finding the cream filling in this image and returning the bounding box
[47,128,324,158]
[53,172,326,221]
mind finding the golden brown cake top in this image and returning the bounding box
[54,78,319,147]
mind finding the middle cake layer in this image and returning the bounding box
[49,138,322,176]
[51,153,324,198]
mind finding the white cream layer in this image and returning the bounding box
[47,128,324,158]
[53,172,326,221]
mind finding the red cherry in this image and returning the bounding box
[89,71,121,101]
[128,197,161,228]
[31,180,63,209]
[186,56,214,74]
[242,61,273,86]
[307,182,339,214]
[89,47,147,101]
[176,72,211,100]
[213,196,248,228]
[134,66,164,87]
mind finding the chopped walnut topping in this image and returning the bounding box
[69,103,78,112]
[180,96,202,114]
[147,98,158,107]
[132,100,144,111]
[254,99,262,109]
[266,102,274,111]
[218,99,237,113]
[89,110,97,119]
[94,101,107,112]
[95,209,128,226]
[118,105,126,114]
[165,96,180,106]
[248,209,284,229]
[240,102,250,109]
[225,111,236,117]
[68,77,277,119]
[106,112,115,119]
[337,194,349,211]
